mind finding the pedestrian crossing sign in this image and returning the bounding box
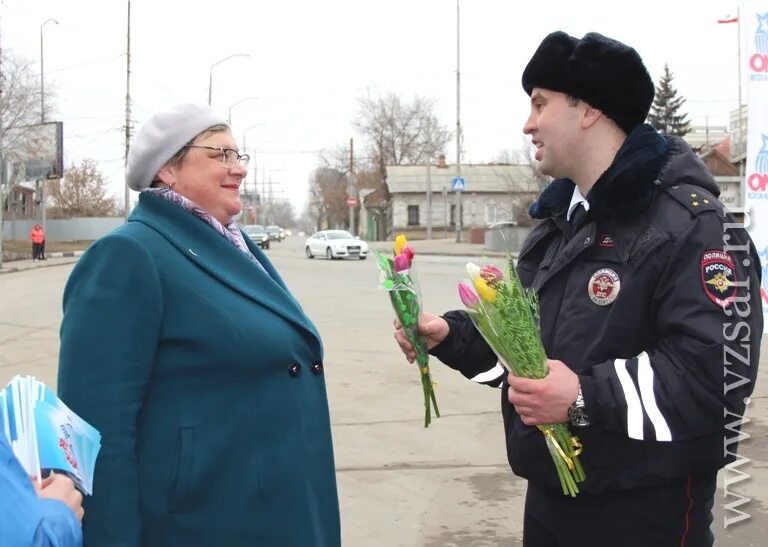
[451,176,465,192]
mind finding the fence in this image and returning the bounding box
[2,217,124,241]
[484,224,531,253]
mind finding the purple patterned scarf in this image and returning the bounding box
[142,187,262,267]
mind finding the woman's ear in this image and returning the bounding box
[155,164,177,186]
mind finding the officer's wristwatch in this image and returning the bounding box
[568,385,591,427]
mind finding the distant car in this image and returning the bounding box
[266,225,284,242]
[243,224,270,249]
[305,230,368,260]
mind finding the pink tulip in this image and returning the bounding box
[480,265,504,286]
[458,282,479,308]
[402,244,415,265]
[394,253,410,273]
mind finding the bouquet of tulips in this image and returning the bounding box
[458,257,585,496]
[376,234,440,427]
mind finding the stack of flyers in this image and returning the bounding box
[0,375,101,495]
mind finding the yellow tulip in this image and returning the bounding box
[473,276,497,304]
[394,234,407,255]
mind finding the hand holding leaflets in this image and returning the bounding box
[1,375,101,495]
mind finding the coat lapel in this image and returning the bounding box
[130,194,321,341]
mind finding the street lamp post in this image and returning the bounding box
[208,53,249,106]
[266,169,285,226]
[242,124,264,219]
[242,124,265,152]
[40,17,59,123]
[228,96,259,126]
[40,17,59,233]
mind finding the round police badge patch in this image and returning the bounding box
[701,250,737,308]
[588,268,621,306]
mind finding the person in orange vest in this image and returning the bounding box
[28,224,46,260]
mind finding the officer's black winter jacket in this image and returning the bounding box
[431,124,762,494]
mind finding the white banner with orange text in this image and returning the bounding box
[743,2,768,318]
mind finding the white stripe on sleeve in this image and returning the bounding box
[470,362,506,388]
[614,358,645,440]
[636,351,673,441]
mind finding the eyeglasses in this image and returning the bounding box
[184,145,250,168]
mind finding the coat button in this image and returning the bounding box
[288,363,301,377]
[311,361,324,375]
[583,237,591,245]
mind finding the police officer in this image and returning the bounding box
[394,31,762,547]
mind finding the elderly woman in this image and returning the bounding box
[57,104,340,546]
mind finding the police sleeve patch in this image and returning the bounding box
[700,250,737,308]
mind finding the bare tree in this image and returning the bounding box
[1,49,55,197]
[318,144,353,176]
[494,139,549,189]
[493,140,550,227]
[47,159,117,218]
[268,200,296,228]
[306,166,349,231]
[312,143,381,232]
[354,92,451,177]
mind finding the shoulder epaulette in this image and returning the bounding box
[662,184,721,217]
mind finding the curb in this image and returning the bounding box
[409,250,512,258]
[367,245,516,259]
[0,254,82,275]
[46,250,86,259]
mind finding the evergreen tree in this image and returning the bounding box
[647,64,691,137]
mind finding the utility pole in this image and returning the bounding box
[348,137,354,234]
[454,0,463,243]
[267,172,273,225]
[124,0,132,220]
[426,160,432,239]
[261,167,266,224]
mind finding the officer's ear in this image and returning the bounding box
[581,103,604,130]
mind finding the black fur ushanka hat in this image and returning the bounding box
[521,31,654,134]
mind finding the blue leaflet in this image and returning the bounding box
[1,376,101,495]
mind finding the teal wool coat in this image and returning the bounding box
[57,193,340,546]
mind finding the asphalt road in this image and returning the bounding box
[0,235,766,546]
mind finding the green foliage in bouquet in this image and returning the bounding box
[459,256,585,496]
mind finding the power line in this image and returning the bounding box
[45,53,125,75]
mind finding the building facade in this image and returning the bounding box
[385,163,540,238]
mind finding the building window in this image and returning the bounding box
[485,204,497,225]
[407,205,419,226]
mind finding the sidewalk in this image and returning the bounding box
[367,237,515,258]
[0,252,84,275]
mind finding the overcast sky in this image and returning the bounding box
[1,0,750,213]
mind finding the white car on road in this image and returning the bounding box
[305,230,369,260]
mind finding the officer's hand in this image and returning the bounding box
[393,312,449,363]
[507,360,579,426]
[37,473,84,523]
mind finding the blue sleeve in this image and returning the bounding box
[0,434,82,547]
